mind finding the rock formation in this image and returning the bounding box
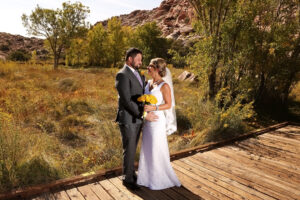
[0,32,48,60]
[97,0,196,41]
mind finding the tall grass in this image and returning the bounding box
[0,111,21,191]
[0,62,297,192]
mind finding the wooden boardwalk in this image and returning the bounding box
[2,123,300,200]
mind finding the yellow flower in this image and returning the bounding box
[137,95,146,102]
[137,94,157,105]
[140,71,145,76]
[224,124,229,128]
[149,96,158,104]
[269,47,275,55]
[220,113,228,120]
[145,94,150,103]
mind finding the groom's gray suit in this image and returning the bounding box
[115,64,145,183]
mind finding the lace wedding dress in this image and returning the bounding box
[137,81,181,190]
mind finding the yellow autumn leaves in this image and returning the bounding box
[137,94,157,105]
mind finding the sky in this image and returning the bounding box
[0,0,162,37]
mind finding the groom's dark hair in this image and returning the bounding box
[125,48,142,61]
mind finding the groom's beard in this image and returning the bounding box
[132,60,142,70]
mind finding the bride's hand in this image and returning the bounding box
[144,105,155,112]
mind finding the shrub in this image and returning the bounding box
[58,78,79,92]
[190,88,255,145]
[0,44,9,52]
[17,156,60,186]
[0,111,22,191]
[63,100,95,116]
[8,49,31,61]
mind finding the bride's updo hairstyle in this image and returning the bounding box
[150,58,167,77]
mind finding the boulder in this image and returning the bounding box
[178,71,191,81]
[0,55,6,62]
[178,70,198,82]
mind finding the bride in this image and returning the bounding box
[137,58,181,190]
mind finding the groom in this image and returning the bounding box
[115,48,157,190]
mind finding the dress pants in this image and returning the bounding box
[119,123,142,183]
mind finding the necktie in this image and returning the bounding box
[134,70,143,87]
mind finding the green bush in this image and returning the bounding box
[0,44,9,52]
[8,49,31,61]
[190,88,255,145]
[17,156,60,186]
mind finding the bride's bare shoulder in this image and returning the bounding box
[161,82,170,92]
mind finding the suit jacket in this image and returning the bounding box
[115,65,145,124]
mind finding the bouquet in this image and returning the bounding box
[137,94,157,118]
[137,94,157,105]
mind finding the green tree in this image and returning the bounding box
[22,2,90,69]
[188,0,299,112]
[106,17,129,68]
[187,0,236,100]
[86,23,108,66]
[131,22,170,65]
[66,38,87,66]
[8,49,31,61]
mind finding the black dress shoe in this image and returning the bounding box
[123,181,140,190]
[133,174,137,182]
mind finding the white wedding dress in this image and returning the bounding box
[137,81,181,190]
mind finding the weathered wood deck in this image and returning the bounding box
[2,123,300,200]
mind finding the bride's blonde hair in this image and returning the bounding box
[149,58,167,77]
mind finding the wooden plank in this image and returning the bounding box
[235,139,300,166]
[274,125,300,135]
[236,140,300,170]
[213,147,300,191]
[99,179,130,200]
[211,148,300,193]
[171,165,218,200]
[221,146,300,185]
[255,136,300,155]
[204,150,300,199]
[65,188,85,200]
[280,123,300,130]
[169,122,288,161]
[31,192,56,200]
[170,186,202,200]
[175,159,251,200]
[226,145,300,176]
[179,157,267,200]
[116,176,168,200]
[272,129,300,139]
[77,184,101,200]
[187,156,276,200]
[265,131,300,142]
[88,182,114,200]
[138,188,174,200]
[51,190,70,200]
[172,162,231,200]
[109,177,143,200]
[193,152,292,200]
[260,133,300,149]
[161,187,190,200]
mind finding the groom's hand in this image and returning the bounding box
[146,112,158,122]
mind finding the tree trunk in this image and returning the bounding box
[255,72,265,104]
[53,54,59,69]
[208,62,218,100]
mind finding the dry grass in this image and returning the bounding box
[0,62,298,192]
[0,62,195,191]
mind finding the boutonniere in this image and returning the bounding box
[140,70,145,76]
